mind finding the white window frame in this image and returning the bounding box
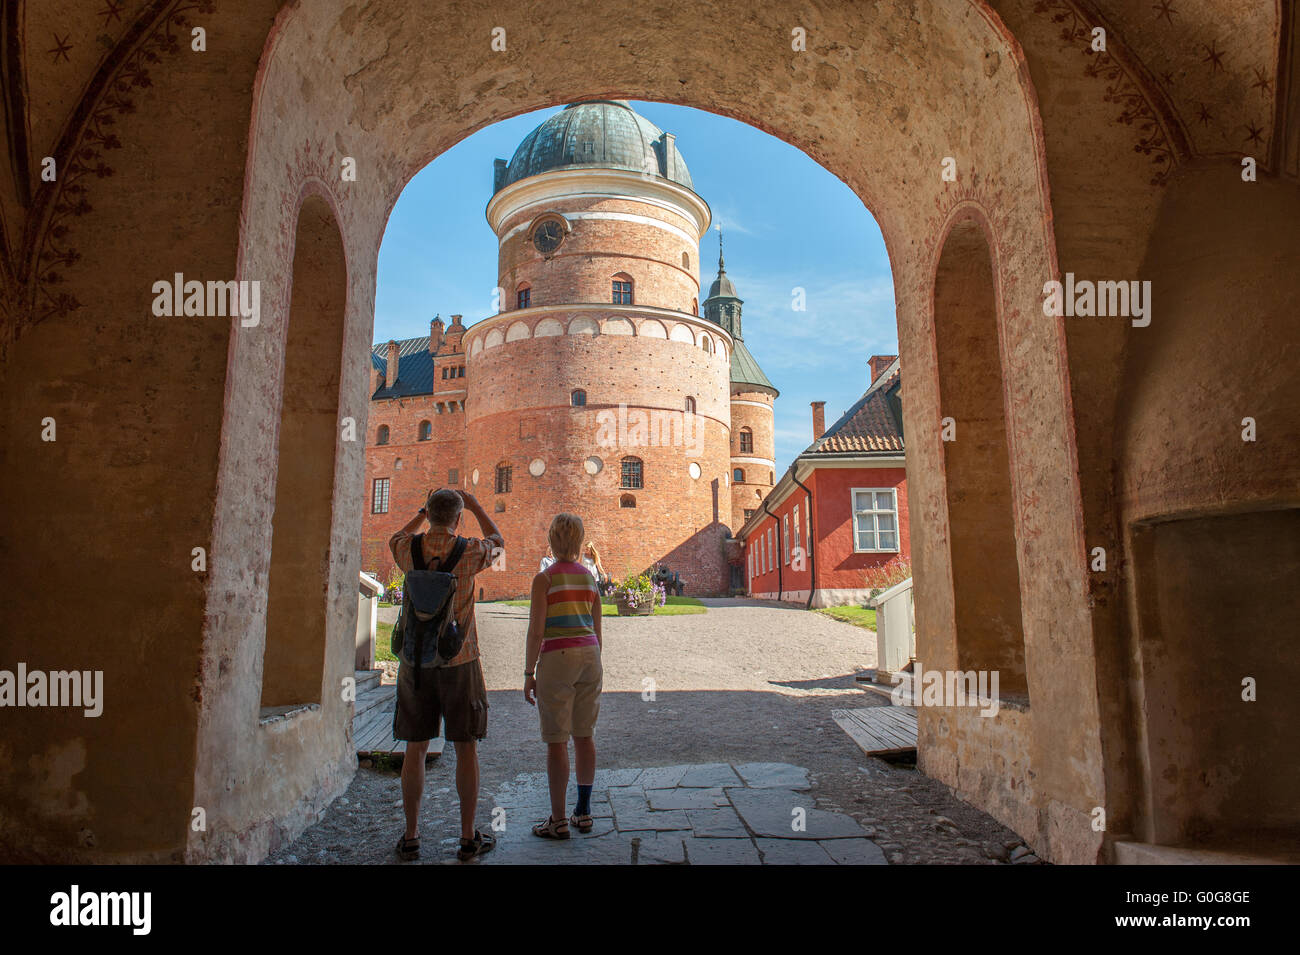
[768,526,775,572]
[851,487,900,553]
[782,514,790,565]
[793,503,801,555]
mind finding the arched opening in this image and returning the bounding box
[259,195,348,713]
[516,281,532,309]
[571,388,587,407]
[620,494,636,508]
[418,419,431,441]
[376,424,389,445]
[733,467,744,483]
[738,427,753,454]
[932,216,1028,699]
[620,455,644,490]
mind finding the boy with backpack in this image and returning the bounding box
[523,513,604,840]
[389,488,504,862]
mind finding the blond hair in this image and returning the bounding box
[548,513,585,562]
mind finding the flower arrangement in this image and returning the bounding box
[385,569,405,605]
[611,572,667,614]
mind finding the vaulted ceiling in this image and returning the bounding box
[0,0,1293,287]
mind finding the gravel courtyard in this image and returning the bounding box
[267,599,1031,865]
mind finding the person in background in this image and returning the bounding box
[523,513,603,839]
[581,541,609,592]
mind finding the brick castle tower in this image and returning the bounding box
[362,101,776,598]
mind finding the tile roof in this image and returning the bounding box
[371,337,436,398]
[806,356,903,455]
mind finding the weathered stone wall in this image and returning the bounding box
[9,0,1288,864]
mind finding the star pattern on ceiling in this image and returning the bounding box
[48,33,72,64]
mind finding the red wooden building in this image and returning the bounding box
[738,355,908,607]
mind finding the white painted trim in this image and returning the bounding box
[731,456,776,468]
[730,399,774,410]
[486,167,711,235]
[502,210,697,246]
[850,487,902,554]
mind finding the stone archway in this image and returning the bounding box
[185,0,1096,863]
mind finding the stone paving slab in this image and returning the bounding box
[471,762,884,864]
[635,765,692,789]
[685,806,750,838]
[820,838,889,865]
[755,838,839,865]
[729,787,871,840]
[684,836,763,865]
[679,763,744,788]
[646,786,726,810]
[732,762,811,790]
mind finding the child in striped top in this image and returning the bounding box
[524,513,604,839]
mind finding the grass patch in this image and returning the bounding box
[815,605,877,630]
[497,595,707,616]
[375,621,397,663]
[378,601,394,608]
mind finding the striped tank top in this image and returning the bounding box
[541,562,600,652]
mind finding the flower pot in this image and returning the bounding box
[615,594,655,616]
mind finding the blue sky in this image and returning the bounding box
[375,101,898,470]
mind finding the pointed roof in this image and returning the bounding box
[706,231,739,301]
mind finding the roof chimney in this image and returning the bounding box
[444,315,465,352]
[811,401,826,441]
[869,355,898,385]
[385,340,399,388]
[429,315,444,355]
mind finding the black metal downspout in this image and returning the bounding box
[761,496,782,602]
[791,467,816,610]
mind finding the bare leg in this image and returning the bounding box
[454,740,478,841]
[401,739,430,840]
[546,740,569,821]
[573,736,596,789]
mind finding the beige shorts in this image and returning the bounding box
[536,644,603,743]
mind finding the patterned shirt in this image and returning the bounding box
[541,561,600,652]
[390,528,497,666]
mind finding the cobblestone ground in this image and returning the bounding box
[267,599,1036,865]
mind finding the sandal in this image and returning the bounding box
[396,834,420,861]
[569,813,594,834]
[456,829,495,861]
[531,816,571,840]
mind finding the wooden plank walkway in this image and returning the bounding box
[353,670,444,763]
[832,706,918,757]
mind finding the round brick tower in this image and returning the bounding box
[465,101,734,598]
[702,236,779,533]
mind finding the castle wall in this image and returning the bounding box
[464,312,732,597]
[360,394,467,580]
[494,180,704,316]
[729,389,776,528]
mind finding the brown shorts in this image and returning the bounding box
[393,657,488,743]
[536,644,603,743]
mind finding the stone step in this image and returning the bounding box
[354,669,382,693]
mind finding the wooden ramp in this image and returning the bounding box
[832,706,917,757]
[353,670,444,763]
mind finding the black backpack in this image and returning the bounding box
[391,533,468,686]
